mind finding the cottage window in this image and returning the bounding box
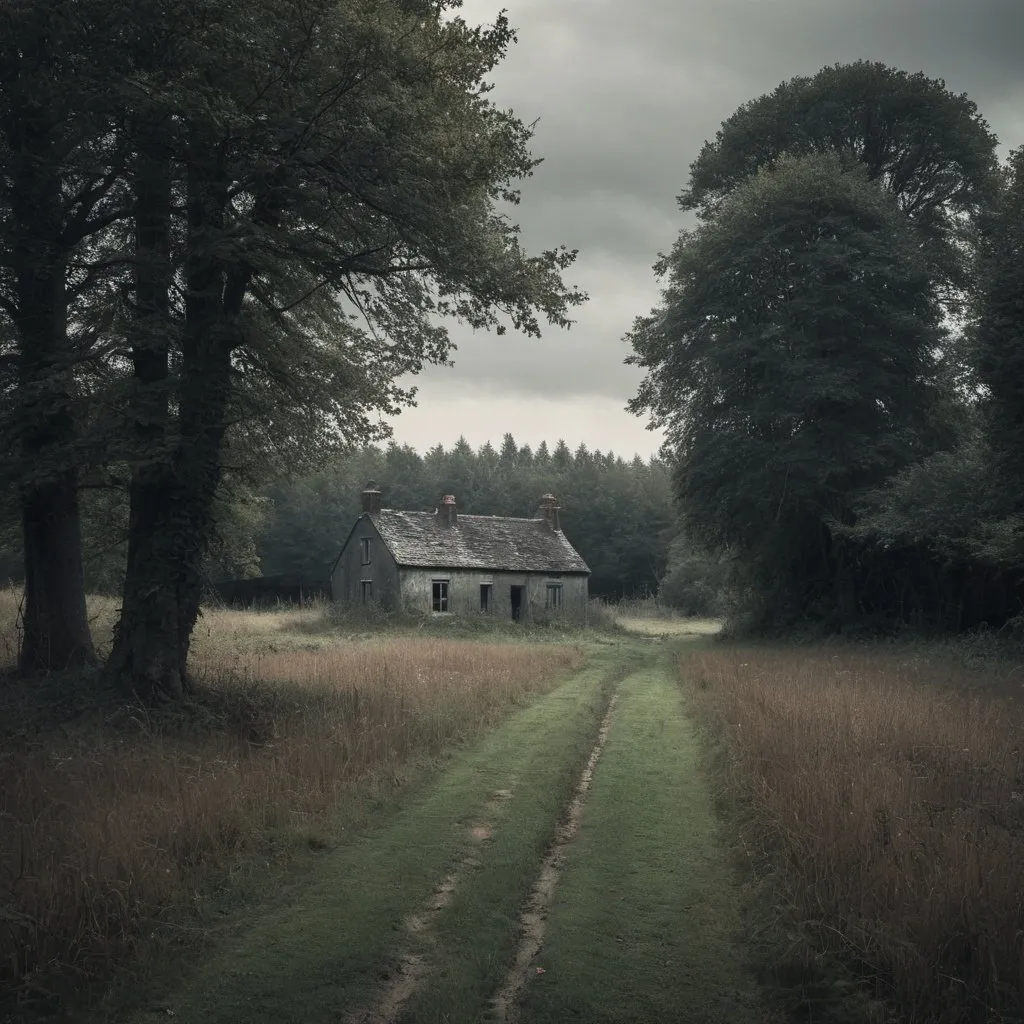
[480,583,492,612]
[432,579,449,613]
[545,583,563,609]
[360,537,371,565]
[360,580,373,604]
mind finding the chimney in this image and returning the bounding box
[361,481,382,515]
[437,494,457,528]
[538,493,561,532]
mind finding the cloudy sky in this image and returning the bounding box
[386,0,1024,460]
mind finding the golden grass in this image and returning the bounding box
[616,615,722,637]
[0,593,584,1012]
[680,645,1024,1023]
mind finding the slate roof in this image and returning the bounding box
[370,509,590,574]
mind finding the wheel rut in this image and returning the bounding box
[343,787,513,1024]
[490,691,619,1022]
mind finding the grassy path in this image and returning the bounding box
[122,640,767,1023]
[519,654,765,1023]
[125,648,625,1024]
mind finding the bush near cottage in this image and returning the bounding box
[0,591,584,1016]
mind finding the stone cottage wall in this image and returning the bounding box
[398,568,589,622]
[330,516,402,608]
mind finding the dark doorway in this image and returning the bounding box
[510,585,524,622]
[480,583,492,613]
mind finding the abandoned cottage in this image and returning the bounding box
[331,485,590,621]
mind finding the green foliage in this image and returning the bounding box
[849,434,1001,560]
[845,148,1024,626]
[680,61,998,298]
[975,147,1024,502]
[630,153,944,550]
[93,0,587,470]
[656,539,730,617]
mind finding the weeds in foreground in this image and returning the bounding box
[0,631,583,1014]
[681,646,1024,1024]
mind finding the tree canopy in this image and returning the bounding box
[681,61,997,221]
[629,153,950,627]
[679,61,999,298]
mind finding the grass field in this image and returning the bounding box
[0,594,585,1018]
[680,643,1024,1024]
[122,654,622,1024]
[108,636,772,1024]
[5,587,1022,1024]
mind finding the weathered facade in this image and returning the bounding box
[331,485,590,621]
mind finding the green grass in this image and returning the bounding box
[520,654,767,1024]
[400,645,650,1023]
[117,645,632,1024]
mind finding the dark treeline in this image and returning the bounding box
[629,62,1024,634]
[256,435,674,600]
[0,433,684,606]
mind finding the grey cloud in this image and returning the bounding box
[435,255,658,399]
[423,0,1024,424]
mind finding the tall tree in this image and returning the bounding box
[0,0,129,672]
[628,154,946,627]
[499,432,519,465]
[680,61,998,300]
[105,0,584,699]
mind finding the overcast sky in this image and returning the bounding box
[385,0,1024,460]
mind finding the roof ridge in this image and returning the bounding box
[377,508,545,523]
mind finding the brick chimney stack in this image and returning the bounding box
[362,481,382,515]
[538,493,561,532]
[438,494,457,528]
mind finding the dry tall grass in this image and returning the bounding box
[681,646,1024,1023]
[0,595,583,1013]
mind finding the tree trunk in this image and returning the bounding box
[106,350,234,699]
[106,151,242,700]
[11,167,96,674]
[105,464,203,700]
[19,471,95,673]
